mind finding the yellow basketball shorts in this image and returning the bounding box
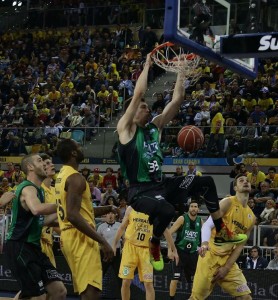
[60,228,102,294]
[41,240,56,268]
[191,251,251,299]
[119,240,153,282]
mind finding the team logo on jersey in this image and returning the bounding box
[123,266,130,276]
[248,214,253,219]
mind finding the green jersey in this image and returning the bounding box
[6,180,45,246]
[118,123,163,184]
[175,214,202,253]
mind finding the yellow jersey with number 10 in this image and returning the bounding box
[55,165,95,230]
[125,209,153,248]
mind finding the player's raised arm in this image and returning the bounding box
[152,67,185,130]
[117,54,152,136]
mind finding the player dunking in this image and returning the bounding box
[117,53,247,271]
[190,174,256,299]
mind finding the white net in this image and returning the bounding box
[151,42,203,86]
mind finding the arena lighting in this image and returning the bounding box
[12,0,22,6]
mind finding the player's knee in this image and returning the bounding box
[121,279,132,288]
[144,281,154,293]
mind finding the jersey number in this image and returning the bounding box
[148,160,159,173]
[56,199,65,221]
[45,227,51,234]
[137,232,145,241]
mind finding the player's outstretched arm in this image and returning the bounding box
[117,54,152,135]
[152,67,186,130]
[112,206,132,255]
[164,228,179,266]
[66,173,113,260]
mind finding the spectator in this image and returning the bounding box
[260,199,276,224]
[266,247,278,270]
[81,106,96,141]
[266,167,278,192]
[247,162,266,193]
[0,177,12,196]
[254,181,275,217]
[102,183,118,206]
[173,166,183,177]
[206,104,225,157]
[88,168,103,189]
[118,195,128,221]
[263,218,278,247]
[44,119,60,139]
[102,167,117,191]
[244,246,268,269]
[80,167,91,181]
[4,162,15,183]
[88,179,102,205]
[185,162,202,176]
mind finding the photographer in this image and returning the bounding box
[190,0,212,44]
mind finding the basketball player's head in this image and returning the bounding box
[233,174,251,193]
[40,153,56,178]
[56,139,84,164]
[188,200,200,216]
[21,154,47,181]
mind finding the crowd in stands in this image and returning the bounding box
[157,56,278,159]
[0,22,164,156]
[0,17,278,159]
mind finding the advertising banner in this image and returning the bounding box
[0,255,277,299]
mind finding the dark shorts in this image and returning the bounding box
[6,240,62,298]
[171,248,199,282]
[128,175,198,207]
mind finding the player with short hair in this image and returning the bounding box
[189,174,256,300]
[117,53,247,271]
[169,200,203,299]
[112,206,155,300]
[6,154,67,300]
[40,153,59,267]
[55,139,114,300]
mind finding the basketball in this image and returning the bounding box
[177,125,204,152]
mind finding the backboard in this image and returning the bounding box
[164,0,258,79]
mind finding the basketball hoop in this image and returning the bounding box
[150,41,202,86]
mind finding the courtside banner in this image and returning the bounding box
[220,32,278,58]
[0,256,277,299]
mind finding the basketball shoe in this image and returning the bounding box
[214,225,247,246]
[149,238,164,271]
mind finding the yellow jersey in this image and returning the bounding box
[55,165,95,231]
[210,112,224,134]
[41,183,55,246]
[209,196,255,256]
[125,209,153,248]
[266,174,278,188]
